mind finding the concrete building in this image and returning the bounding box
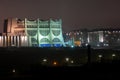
[0,18,65,47]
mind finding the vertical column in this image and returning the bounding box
[27,36,28,46]
[21,36,25,47]
[11,36,13,46]
[49,19,53,47]
[88,32,90,43]
[1,36,3,47]
[28,36,30,47]
[24,36,28,46]
[37,18,40,47]
[3,35,5,47]
[14,36,16,46]
[25,18,29,47]
[29,36,31,47]
[59,19,66,47]
[7,36,9,47]
[20,36,22,46]
[5,36,7,47]
[18,35,20,47]
[99,31,103,42]
[16,36,18,47]
[13,36,14,45]
[0,36,3,47]
[0,36,1,47]
[23,36,25,46]
[9,36,11,46]
[17,36,19,47]
[24,18,27,36]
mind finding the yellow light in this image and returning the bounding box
[74,41,81,46]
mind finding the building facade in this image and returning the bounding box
[0,18,65,47]
[63,28,120,47]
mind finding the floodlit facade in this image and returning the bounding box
[0,18,65,47]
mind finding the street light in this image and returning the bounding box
[112,54,116,60]
[112,54,116,57]
[71,60,74,63]
[43,59,47,62]
[12,69,15,73]
[98,54,102,62]
[65,58,69,62]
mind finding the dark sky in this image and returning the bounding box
[0,0,120,32]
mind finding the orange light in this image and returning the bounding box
[74,41,81,46]
[53,61,57,66]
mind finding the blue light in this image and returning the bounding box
[39,44,62,47]
[40,44,51,47]
[71,45,74,48]
[54,44,62,47]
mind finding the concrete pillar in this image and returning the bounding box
[1,36,3,47]
[4,36,7,47]
[0,36,2,47]
[17,36,19,47]
[14,36,16,46]
[11,36,13,46]
[24,36,28,46]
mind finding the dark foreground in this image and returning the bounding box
[0,62,120,79]
[0,47,120,79]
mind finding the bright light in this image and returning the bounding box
[71,45,74,48]
[98,55,102,58]
[71,60,74,63]
[53,61,57,65]
[43,59,47,62]
[12,69,15,73]
[85,43,88,46]
[21,36,24,42]
[112,54,116,57]
[25,36,27,41]
[65,58,69,61]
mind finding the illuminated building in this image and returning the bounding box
[0,18,65,47]
[64,29,88,47]
[88,29,120,47]
[63,28,120,47]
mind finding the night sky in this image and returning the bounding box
[0,0,120,32]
